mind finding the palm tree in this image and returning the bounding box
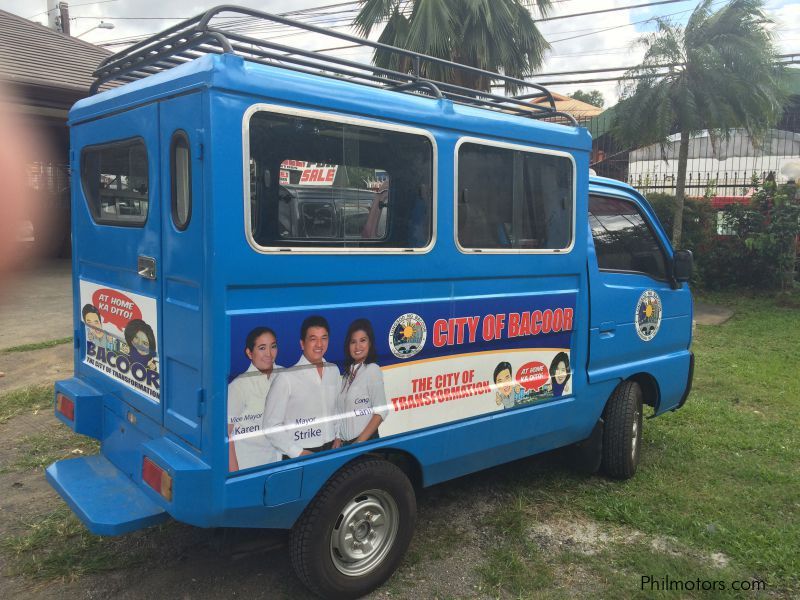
[353,0,552,93]
[613,0,786,247]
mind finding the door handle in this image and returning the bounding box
[138,255,157,280]
[599,321,616,338]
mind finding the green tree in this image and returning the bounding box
[569,89,605,108]
[354,0,552,92]
[613,0,786,247]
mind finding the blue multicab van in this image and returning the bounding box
[48,6,694,598]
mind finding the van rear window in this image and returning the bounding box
[457,142,573,251]
[81,139,149,226]
[248,111,433,250]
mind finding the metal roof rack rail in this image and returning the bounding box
[91,4,576,125]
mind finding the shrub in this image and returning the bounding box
[644,182,799,291]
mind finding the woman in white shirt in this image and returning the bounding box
[334,318,389,446]
[228,326,282,471]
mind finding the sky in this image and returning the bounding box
[4,0,799,107]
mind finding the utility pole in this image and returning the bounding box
[47,0,59,30]
[46,1,71,35]
[60,3,71,36]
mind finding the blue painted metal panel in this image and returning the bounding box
[139,436,213,526]
[159,92,205,449]
[46,455,168,535]
[586,182,693,414]
[54,377,103,439]
[264,467,304,506]
[70,103,164,426]
[205,85,593,525]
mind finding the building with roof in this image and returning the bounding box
[0,8,110,254]
[0,8,110,116]
[585,68,800,194]
[528,90,604,123]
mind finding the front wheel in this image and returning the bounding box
[601,381,643,479]
[290,457,416,599]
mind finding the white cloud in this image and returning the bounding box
[4,0,795,106]
[535,0,648,105]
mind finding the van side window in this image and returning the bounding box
[457,142,573,251]
[171,131,191,230]
[248,111,433,250]
[81,139,148,226]
[589,195,668,280]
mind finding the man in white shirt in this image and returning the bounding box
[262,316,340,459]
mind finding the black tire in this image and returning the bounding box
[290,456,416,599]
[601,381,643,479]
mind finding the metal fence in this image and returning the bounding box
[578,105,800,195]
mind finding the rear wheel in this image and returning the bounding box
[290,457,416,599]
[601,381,643,479]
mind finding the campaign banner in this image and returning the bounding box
[227,293,575,472]
[380,348,571,436]
[79,279,160,402]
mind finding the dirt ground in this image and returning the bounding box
[0,407,499,599]
[0,344,73,394]
[0,260,492,599]
[0,260,73,352]
[0,411,746,600]
[0,261,754,599]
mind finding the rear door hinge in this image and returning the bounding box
[195,129,204,160]
[197,388,206,417]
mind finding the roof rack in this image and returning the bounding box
[91,4,577,126]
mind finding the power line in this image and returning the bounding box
[533,54,798,78]
[548,0,728,44]
[310,2,672,57]
[536,0,689,23]
[91,0,674,47]
[538,57,799,86]
[95,1,367,45]
[28,0,119,19]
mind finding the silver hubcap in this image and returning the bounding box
[631,408,640,460]
[330,489,398,577]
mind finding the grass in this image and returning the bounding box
[0,506,156,580]
[478,541,554,598]
[476,292,800,597]
[0,428,99,474]
[0,385,53,424]
[553,540,767,600]
[2,337,72,354]
[0,293,797,595]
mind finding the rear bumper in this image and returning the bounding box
[50,377,213,532]
[46,455,168,535]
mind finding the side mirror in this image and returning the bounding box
[673,249,693,282]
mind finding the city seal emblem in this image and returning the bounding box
[635,290,662,342]
[389,313,427,359]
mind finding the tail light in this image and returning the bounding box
[142,457,173,501]
[56,393,75,421]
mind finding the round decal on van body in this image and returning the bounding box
[389,313,427,359]
[635,290,662,341]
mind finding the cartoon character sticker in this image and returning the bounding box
[546,351,571,397]
[493,361,529,408]
[635,290,662,341]
[79,280,160,402]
